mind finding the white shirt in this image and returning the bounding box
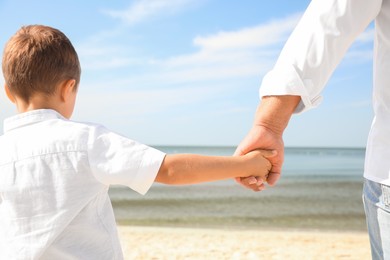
[260,0,390,185]
[0,109,165,260]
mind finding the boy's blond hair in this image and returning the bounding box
[2,25,81,102]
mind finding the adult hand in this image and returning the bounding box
[234,124,284,191]
[233,95,300,192]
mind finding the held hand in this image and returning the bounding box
[234,124,284,191]
[243,149,276,182]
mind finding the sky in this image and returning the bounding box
[0,0,374,147]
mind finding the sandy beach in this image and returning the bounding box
[117,225,370,259]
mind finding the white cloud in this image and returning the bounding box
[74,11,375,128]
[193,14,301,51]
[77,12,302,90]
[73,13,302,130]
[344,99,372,108]
[80,54,135,71]
[74,81,230,126]
[343,28,374,63]
[102,0,196,26]
[145,14,301,83]
[345,49,373,62]
[76,39,139,70]
[329,99,372,111]
[356,27,374,43]
[78,14,373,85]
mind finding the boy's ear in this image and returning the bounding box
[60,79,76,102]
[4,84,16,103]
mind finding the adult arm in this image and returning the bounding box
[260,0,381,113]
[237,0,382,190]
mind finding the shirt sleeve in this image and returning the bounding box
[87,125,166,195]
[260,0,382,113]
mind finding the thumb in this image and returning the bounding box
[233,144,247,156]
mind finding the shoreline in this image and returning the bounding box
[115,216,367,233]
[111,178,367,232]
[117,225,371,259]
[116,222,369,235]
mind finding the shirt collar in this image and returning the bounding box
[4,109,66,133]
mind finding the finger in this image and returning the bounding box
[252,182,266,192]
[266,172,280,186]
[256,177,263,186]
[255,176,267,186]
[236,177,267,192]
[234,176,258,187]
[271,164,282,175]
[256,183,266,191]
[256,149,277,158]
[238,176,258,186]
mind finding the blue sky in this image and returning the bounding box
[0,0,374,147]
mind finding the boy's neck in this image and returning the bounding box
[13,93,72,119]
[16,95,54,113]
[6,80,77,119]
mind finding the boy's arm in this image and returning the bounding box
[155,150,274,185]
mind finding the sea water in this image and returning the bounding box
[109,146,367,231]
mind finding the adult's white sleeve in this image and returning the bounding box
[260,0,382,113]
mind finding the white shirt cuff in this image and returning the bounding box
[259,65,323,114]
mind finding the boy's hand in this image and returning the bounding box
[240,149,276,192]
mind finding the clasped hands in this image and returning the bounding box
[234,124,284,192]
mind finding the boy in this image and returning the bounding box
[0,25,273,259]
